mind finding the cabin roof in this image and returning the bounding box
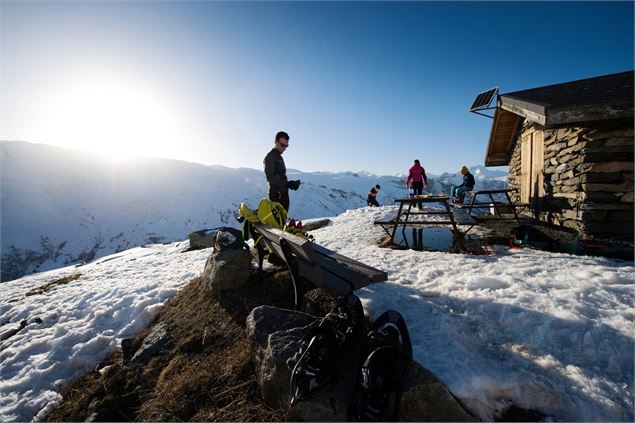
[484,70,634,166]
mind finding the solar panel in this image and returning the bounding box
[469,87,498,111]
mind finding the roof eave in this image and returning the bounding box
[545,101,634,127]
[499,95,546,126]
[484,107,522,167]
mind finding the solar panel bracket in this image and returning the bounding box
[469,87,499,118]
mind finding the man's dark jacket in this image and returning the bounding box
[263,148,289,210]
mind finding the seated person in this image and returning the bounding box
[450,166,475,203]
[367,184,381,207]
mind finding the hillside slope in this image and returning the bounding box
[1,140,507,281]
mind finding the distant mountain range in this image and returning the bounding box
[1,140,507,281]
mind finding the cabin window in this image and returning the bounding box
[520,130,544,204]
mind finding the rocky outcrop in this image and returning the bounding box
[202,247,251,294]
[246,305,479,422]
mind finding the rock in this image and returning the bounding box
[202,248,251,293]
[302,218,331,231]
[400,365,479,422]
[247,305,317,350]
[121,337,135,363]
[246,306,317,409]
[189,229,216,249]
[189,227,246,250]
[247,306,478,422]
[130,322,171,366]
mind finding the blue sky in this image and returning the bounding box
[1,1,633,175]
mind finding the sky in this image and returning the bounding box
[1,1,633,175]
[1,205,633,421]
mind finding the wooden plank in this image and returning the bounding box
[454,203,496,208]
[298,258,354,296]
[447,209,479,225]
[394,194,449,203]
[253,223,316,262]
[259,237,285,262]
[407,211,451,215]
[383,220,475,226]
[315,255,371,292]
[311,243,388,282]
[293,259,329,292]
[521,133,532,204]
[532,131,545,198]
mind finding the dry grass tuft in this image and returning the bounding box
[25,273,82,297]
[44,263,333,422]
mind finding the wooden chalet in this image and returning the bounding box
[483,70,634,243]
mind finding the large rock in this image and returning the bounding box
[202,248,251,293]
[122,322,172,366]
[246,306,479,422]
[188,229,216,249]
[247,306,318,409]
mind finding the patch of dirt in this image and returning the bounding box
[25,273,82,297]
[0,317,43,344]
[44,265,333,422]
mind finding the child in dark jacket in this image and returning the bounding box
[367,184,381,207]
[450,165,475,203]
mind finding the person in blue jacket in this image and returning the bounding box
[450,165,475,203]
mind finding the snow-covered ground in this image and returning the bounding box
[0,242,210,421]
[1,206,633,421]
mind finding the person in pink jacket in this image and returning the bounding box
[406,159,428,208]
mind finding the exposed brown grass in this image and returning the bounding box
[44,264,332,422]
[25,273,82,296]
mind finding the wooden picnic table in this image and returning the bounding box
[374,194,477,252]
[457,188,521,224]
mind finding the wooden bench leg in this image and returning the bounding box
[390,202,405,244]
[251,228,266,271]
[279,238,302,310]
[505,191,521,224]
[468,193,477,215]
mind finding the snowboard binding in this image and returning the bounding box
[289,294,366,405]
[350,309,413,422]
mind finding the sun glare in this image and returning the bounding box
[39,71,185,161]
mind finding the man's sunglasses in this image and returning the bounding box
[277,141,289,148]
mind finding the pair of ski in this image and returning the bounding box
[289,294,413,421]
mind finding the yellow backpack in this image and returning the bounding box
[239,199,308,242]
[256,198,288,230]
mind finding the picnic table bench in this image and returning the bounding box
[454,188,521,224]
[374,194,478,252]
[250,222,387,308]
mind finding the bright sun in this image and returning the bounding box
[41,72,183,161]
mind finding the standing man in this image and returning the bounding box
[263,131,300,211]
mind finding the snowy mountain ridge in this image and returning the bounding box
[1,140,507,281]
